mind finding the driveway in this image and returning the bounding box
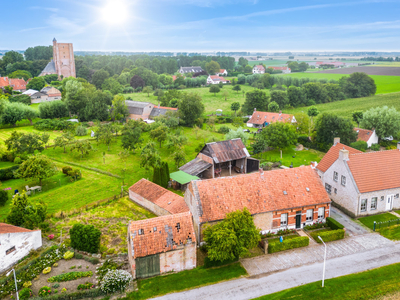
[154,243,400,300]
[330,206,370,236]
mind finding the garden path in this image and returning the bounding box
[390,211,400,218]
[330,206,370,236]
[297,229,317,245]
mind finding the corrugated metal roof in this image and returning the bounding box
[204,139,248,164]
[170,171,199,185]
[179,157,212,176]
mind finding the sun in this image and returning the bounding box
[101,0,129,25]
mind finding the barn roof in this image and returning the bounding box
[179,157,212,176]
[201,139,250,164]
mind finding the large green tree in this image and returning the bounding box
[111,94,129,121]
[339,72,376,98]
[54,132,75,153]
[140,141,161,170]
[360,106,400,140]
[121,120,143,152]
[209,85,220,96]
[205,61,221,74]
[91,69,110,89]
[203,208,260,262]
[150,123,169,148]
[262,122,297,158]
[15,154,57,186]
[270,90,288,109]
[178,92,205,127]
[242,90,270,115]
[315,113,358,151]
[70,140,93,158]
[26,77,46,91]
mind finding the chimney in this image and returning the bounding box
[158,101,160,108]
[254,108,256,112]
[259,168,264,175]
[279,110,282,115]
[397,142,400,150]
[339,148,349,161]
[334,137,340,145]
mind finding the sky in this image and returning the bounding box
[1,0,400,52]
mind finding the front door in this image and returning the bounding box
[386,195,393,211]
[295,211,302,229]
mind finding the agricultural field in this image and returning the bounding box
[246,60,289,67]
[315,66,400,76]
[287,92,400,119]
[125,84,257,115]
[281,72,400,94]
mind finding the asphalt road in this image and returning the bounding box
[154,242,400,300]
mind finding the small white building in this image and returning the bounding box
[217,69,228,76]
[354,127,379,148]
[178,66,203,74]
[206,75,230,85]
[268,66,292,74]
[252,65,265,74]
[0,223,42,272]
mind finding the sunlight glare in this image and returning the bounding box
[101,0,128,25]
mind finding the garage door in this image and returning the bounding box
[136,254,160,278]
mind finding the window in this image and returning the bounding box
[280,213,288,226]
[341,175,346,186]
[361,199,367,212]
[153,227,157,232]
[325,183,332,194]
[138,229,144,235]
[318,207,325,220]
[371,197,377,210]
[6,246,15,255]
[381,196,385,201]
[334,188,337,194]
[306,209,313,222]
[333,171,338,182]
[396,194,399,199]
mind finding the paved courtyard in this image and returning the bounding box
[330,206,370,236]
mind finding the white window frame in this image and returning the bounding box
[333,171,338,182]
[341,175,346,186]
[306,209,313,222]
[371,197,377,210]
[280,213,288,227]
[318,207,325,220]
[361,199,367,212]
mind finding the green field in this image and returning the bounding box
[126,85,258,115]
[246,60,289,67]
[357,213,399,230]
[256,147,324,168]
[257,262,400,300]
[281,73,400,94]
[286,92,400,119]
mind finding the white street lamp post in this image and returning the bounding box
[6,269,19,300]
[318,236,327,288]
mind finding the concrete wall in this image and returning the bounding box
[358,188,400,217]
[159,242,196,274]
[128,190,171,216]
[184,185,202,242]
[0,230,42,272]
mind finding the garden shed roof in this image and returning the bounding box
[179,157,212,176]
[170,171,199,185]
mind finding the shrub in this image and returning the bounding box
[100,270,132,294]
[63,251,74,260]
[0,190,9,207]
[23,282,32,288]
[326,217,345,230]
[38,286,52,297]
[35,119,75,131]
[0,165,19,180]
[303,221,327,231]
[297,135,313,148]
[75,253,83,259]
[19,288,33,300]
[14,157,22,164]
[47,271,93,283]
[387,145,397,150]
[350,140,368,152]
[70,224,101,253]
[96,259,120,281]
[89,257,100,265]
[61,288,67,293]
[43,267,51,274]
[52,263,58,268]
[218,126,230,134]
[370,143,380,151]
[10,94,31,105]
[48,234,55,240]
[67,168,81,180]
[75,126,87,136]
[62,166,72,175]
[268,236,309,254]
[311,229,345,243]
[77,282,94,290]
[54,289,58,294]
[52,284,60,289]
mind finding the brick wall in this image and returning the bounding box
[128,190,171,216]
[253,212,273,231]
[159,242,196,274]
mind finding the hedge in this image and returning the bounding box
[203,256,238,268]
[311,229,345,243]
[0,165,19,180]
[268,236,309,254]
[30,288,105,300]
[326,217,345,230]
[47,271,93,283]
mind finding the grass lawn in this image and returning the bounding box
[48,196,156,255]
[0,161,16,169]
[280,73,400,94]
[255,262,400,300]
[125,85,258,115]
[357,213,399,230]
[286,92,400,120]
[128,263,247,300]
[378,224,400,240]
[255,147,324,168]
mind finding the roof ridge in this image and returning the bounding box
[350,149,400,156]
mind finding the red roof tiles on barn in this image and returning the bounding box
[248,111,293,125]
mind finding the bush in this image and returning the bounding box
[350,140,368,152]
[38,286,52,297]
[77,282,94,290]
[0,165,19,180]
[62,166,72,175]
[100,270,132,294]
[23,282,32,288]
[218,126,230,134]
[63,251,74,260]
[326,217,345,230]
[38,101,69,119]
[43,267,51,274]
[268,236,309,254]
[89,257,100,265]
[70,224,101,253]
[67,168,81,180]
[52,284,60,289]
[311,229,345,243]
[34,119,75,131]
[303,221,327,231]
[75,126,87,136]
[387,145,397,150]
[10,94,31,105]
[52,263,58,267]
[75,253,83,259]
[0,190,9,207]
[47,271,93,283]
[203,256,238,268]
[14,157,22,164]
[19,288,33,300]
[370,143,380,151]
[297,135,313,148]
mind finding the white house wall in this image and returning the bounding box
[0,231,42,272]
[367,131,379,147]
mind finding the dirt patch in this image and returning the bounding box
[316,66,400,76]
[30,258,98,296]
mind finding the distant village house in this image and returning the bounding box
[206,75,230,85]
[178,66,203,74]
[0,77,27,92]
[252,65,265,74]
[246,110,296,128]
[354,127,378,147]
[125,101,177,123]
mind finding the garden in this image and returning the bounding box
[260,229,309,254]
[304,217,345,244]
[358,212,400,240]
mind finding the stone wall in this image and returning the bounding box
[128,190,171,216]
[159,242,196,274]
[0,231,42,272]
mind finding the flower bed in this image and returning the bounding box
[303,221,328,231]
[47,271,93,283]
[260,228,296,239]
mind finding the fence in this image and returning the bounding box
[373,218,400,231]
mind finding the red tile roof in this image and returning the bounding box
[316,143,362,173]
[268,66,290,71]
[9,78,27,90]
[219,69,226,73]
[129,179,188,214]
[172,75,177,81]
[129,212,196,258]
[253,65,265,71]
[192,166,330,223]
[248,111,293,125]
[354,127,373,143]
[0,223,37,234]
[0,77,9,88]
[157,106,177,111]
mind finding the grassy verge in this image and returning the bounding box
[358,213,399,230]
[255,263,400,300]
[378,224,400,240]
[128,263,247,300]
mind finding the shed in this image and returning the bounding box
[170,171,199,191]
